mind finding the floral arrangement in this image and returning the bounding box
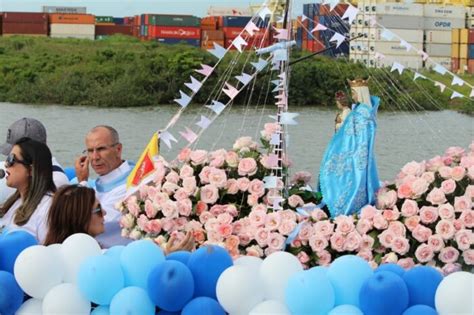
[119,123,322,258]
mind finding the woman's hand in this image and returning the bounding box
[165,231,195,255]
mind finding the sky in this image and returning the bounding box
[0,0,310,17]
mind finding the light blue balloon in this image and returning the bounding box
[376,263,405,277]
[78,255,125,305]
[110,287,155,315]
[402,304,437,315]
[120,240,165,288]
[285,269,335,315]
[327,255,373,307]
[307,266,328,277]
[63,167,76,181]
[105,246,125,260]
[91,305,110,315]
[329,304,363,315]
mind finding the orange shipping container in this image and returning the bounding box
[202,39,225,49]
[308,40,325,53]
[202,30,224,41]
[201,16,218,30]
[49,14,95,24]
[451,58,460,71]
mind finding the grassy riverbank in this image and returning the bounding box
[0,35,471,113]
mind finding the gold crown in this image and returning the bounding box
[347,78,369,88]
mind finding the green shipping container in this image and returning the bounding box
[95,16,114,24]
[148,15,200,27]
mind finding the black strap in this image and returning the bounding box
[52,165,64,173]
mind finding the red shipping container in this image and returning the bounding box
[469,29,474,44]
[222,26,243,40]
[2,12,47,23]
[302,20,309,41]
[148,26,200,39]
[468,59,474,74]
[308,40,325,52]
[202,30,224,41]
[202,39,225,49]
[96,25,133,36]
[451,58,460,71]
[2,22,48,35]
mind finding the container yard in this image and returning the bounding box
[0,2,474,73]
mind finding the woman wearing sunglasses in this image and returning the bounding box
[0,138,56,243]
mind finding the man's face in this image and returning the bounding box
[84,128,122,176]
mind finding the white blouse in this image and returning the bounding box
[0,194,52,244]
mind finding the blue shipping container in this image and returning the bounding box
[469,44,474,59]
[113,17,124,25]
[319,16,349,33]
[222,16,251,27]
[155,38,200,47]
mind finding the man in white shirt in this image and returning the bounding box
[0,118,69,206]
[75,125,134,247]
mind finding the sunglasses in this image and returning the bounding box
[5,153,31,168]
[92,204,104,217]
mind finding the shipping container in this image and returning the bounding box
[220,16,251,28]
[423,18,465,30]
[469,30,474,44]
[459,58,467,73]
[376,15,424,30]
[146,14,200,27]
[95,16,114,24]
[156,38,200,46]
[49,14,95,24]
[207,6,252,16]
[201,30,225,41]
[452,43,460,57]
[95,25,133,36]
[451,28,460,43]
[50,34,94,40]
[425,43,452,56]
[429,57,452,69]
[201,39,225,49]
[375,54,423,69]
[451,57,459,71]
[42,6,87,14]
[370,41,422,56]
[375,3,424,16]
[468,44,474,59]
[148,26,200,39]
[304,3,349,17]
[307,40,326,52]
[113,18,125,25]
[467,59,474,74]
[460,44,468,59]
[460,29,469,44]
[376,28,424,42]
[2,12,48,23]
[425,30,452,44]
[201,16,218,30]
[2,22,48,35]
[466,18,474,29]
[423,4,466,18]
[50,24,95,35]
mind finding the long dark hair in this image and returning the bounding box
[44,185,96,246]
[0,137,56,225]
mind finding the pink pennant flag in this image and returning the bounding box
[417,50,429,61]
[222,82,239,99]
[179,127,198,144]
[195,64,214,77]
[311,23,327,32]
[374,52,385,60]
[232,36,248,52]
[267,154,279,167]
[244,21,259,36]
[273,28,289,40]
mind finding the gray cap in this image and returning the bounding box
[0,118,47,155]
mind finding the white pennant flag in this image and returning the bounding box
[195,64,213,77]
[160,131,178,149]
[206,100,226,114]
[324,0,339,11]
[451,76,464,86]
[433,64,447,75]
[244,21,259,36]
[263,176,278,189]
[184,76,202,93]
[451,91,463,99]
[251,58,268,72]
[470,88,474,98]
[417,50,429,61]
[196,115,211,129]
[413,72,426,81]
[272,49,288,62]
[381,29,395,41]
[280,112,299,125]
[400,40,412,52]
[235,72,253,85]
[232,35,248,52]
[208,42,226,59]
[301,14,309,22]
[374,52,385,60]
[434,82,446,93]
[179,127,198,144]
[258,6,272,20]
[390,62,405,75]
[341,5,359,24]
[329,32,345,48]
[312,23,327,32]
[174,90,192,107]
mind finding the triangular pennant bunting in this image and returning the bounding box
[301,14,308,22]
[434,81,446,92]
[273,28,289,40]
[196,115,211,129]
[324,0,339,11]
[160,131,178,149]
[257,6,272,20]
[270,133,280,145]
[341,5,359,24]
[280,112,299,125]
[413,72,426,81]
[174,90,192,108]
[263,176,278,189]
[451,76,464,86]
[235,72,253,85]
[184,76,202,93]
[470,88,474,98]
[417,50,429,61]
[380,29,395,41]
[312,23,328,32]
[195,64,214,77]
[390,62,405,75]
[232,35,248,52]
[433,64,447,75]
[208,42,226,59]
[374,52,385,60]
[244,21,259,36]
[329,32,345,48]
[400,40,412,52]
[206,100,226,114]
[179,127,198,144]
[222,82,239,99]
[272,49,288,62]
[251,58,268,72]
[451,91,463,99]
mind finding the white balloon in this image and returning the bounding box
[435,271,474,315]
[249,300,291,315]
[61,233,101,283]
[234,256,263,274]
[15,298,43,315]
[217,265,264,314]
[259,251,303,301]
[43,283,91,315]
[14,245,64,299]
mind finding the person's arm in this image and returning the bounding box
[75,155,90,184]
[165,231,195,255]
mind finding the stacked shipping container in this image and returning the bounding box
[139,14,201,46]
[2,12,48,36]
[49,14,95,39]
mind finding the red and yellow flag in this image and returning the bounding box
[126,132,160,190]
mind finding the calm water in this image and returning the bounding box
[0,102,472,181]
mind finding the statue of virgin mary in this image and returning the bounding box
[318,78,381,217]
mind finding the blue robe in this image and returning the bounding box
[319,96,381,217]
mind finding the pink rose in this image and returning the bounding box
[378,230,396,248]
[255,228,269,247]
[451,166,466,181]
[177,147,192,162]
[401,199,419,217]
[267,233,285,250]
[391,237,410,255]
[247,194,259,206]
[397,183,413,199]
[459,210,473,228]
[249,210,267,228]
[360,205,377,220]
[468,166,474,180]
[182,177,197,195]
[153,192,169,208]
[139,185,148,199]
[398,257,415,270]
[145,199,158,219]
[360,235,375,250]
[310,209,328,221]
[144,219,162,234]
[260,154,278,169]
[177,199,192,217]
[297,251,310,264]
[419,206,439,225]
[356,219,373,235]
[435,219,456,240]
[453,219,465,231]
[199,166,212,184]
[455,229,473,250]
[344,231,362,251]
[441,263,462,276]
[233,136,257,151]
[454,196,472,212]
[120,214,135,229]
[236,177,250,192]
[165,171,180,184]
[179,164,194,178]
[208,168,227,188]
[162,181,179,195]
[209,205,225,216]
[190,149,208,166]
[404,215,421,231]
[426,156,444,172]
[357,250,373,262]
[462,249,474,265]
[428,234,445,252]
[316,250,332,266]
[238,158,258,176]
[438,203,455,220]
[224,235,240,250]
[246,245,264,257]
[335,216,356,235]
[388,221,406,237]
[330,232,346,252]
[465,185,474,200]
[125,196,140,217]
[376,190,398,209]
[290,171,312,185]
[373,213,388,230]
[153,161,167,184]
[309,235,329,252]
[195,201,208,215]
[174,188,190,201]
[460,155,474,168]
[402,161,425,176]
[199,211,214,224]
[248,179,265,197]
[412,224,432,243]
[415,244,435,263]
[439,246,460,264]
[261,122,281,140]
[298,223,314,240]
[209,149,226,168]
[438,166,452,179]
[225,179,239,195]
[265,212,282,231]
[426,188,447,205]
[383,209,400,222]
[314,220,335,238]
[288,194,304,208]
[278,219,297,236]
[225,151,239,168]
[162,200,178,218]
[411,178,429,198]
[445,146,465,160]
[421,172,435,184]
[216,223,233,238]
[280,209,297,222]
[200,184,219,204]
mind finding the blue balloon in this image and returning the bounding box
[0,271,24,315]
[120,240,165,288]
[63,167,76,181]
[78,255,124,305]
[285,269,335,315]
[156,311,180,315]
[327,255,373,307]
[147,260,194,312]
[0,230,38,273]
[402,304,437,315]
[91,305,110,315]
[307,266,328,277]
[402,266,442,308]
[329,304,363,315]
[105,245,125,260]
[110,287,155,315]
[181,297,225,315]
[186,245,233,299]
[359,271,409,315]
[167,250,191,265]
[376,263,405,277]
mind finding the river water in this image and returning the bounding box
[0,102,472,181]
